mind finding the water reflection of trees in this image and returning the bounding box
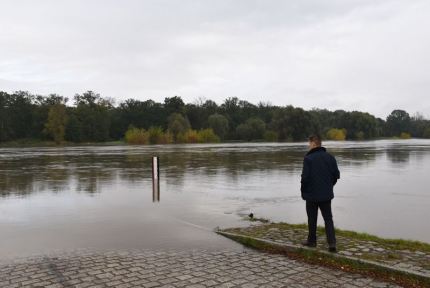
[331,148,380,167]
[0,155,117,196]
[386,148,411,165]
[0,145,410,197]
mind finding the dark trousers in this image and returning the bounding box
[306,200,336,246]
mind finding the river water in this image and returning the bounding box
[0,140,429,257]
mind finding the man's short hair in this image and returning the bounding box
[308,134,322,146]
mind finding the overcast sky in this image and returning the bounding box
[1,0,429,118]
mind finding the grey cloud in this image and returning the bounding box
[0,0,429,118]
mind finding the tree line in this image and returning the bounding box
[1,90,429,144]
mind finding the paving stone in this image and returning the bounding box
[0,249,401,288]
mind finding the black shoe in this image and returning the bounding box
[328,246,337,253]
[301,240,316,248]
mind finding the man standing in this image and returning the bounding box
[301,134,340,252]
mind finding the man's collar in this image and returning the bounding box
[306,146,326,156]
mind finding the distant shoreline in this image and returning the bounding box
[0,137,426,148]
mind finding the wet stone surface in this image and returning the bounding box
[223,224,430,278]
[0,249,401,288]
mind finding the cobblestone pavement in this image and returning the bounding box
[222,223,430,278]
[0,249,400,288]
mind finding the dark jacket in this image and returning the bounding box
[301,146,340,202]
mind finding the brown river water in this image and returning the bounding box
[0,140,429,258]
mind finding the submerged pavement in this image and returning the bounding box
[0,249,400,288]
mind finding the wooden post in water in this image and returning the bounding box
[152,156,160,202]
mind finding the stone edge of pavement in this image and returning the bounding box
[215,229,430,281]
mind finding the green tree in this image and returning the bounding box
[349,112,380,139]
[264,130,278,142]
[185,104,204,130]
[236,123,253,141]
[114,99,165,139]
[236,118,266,141]
[271,106,313,141]
[247,117,266,139]
[423,127,430,138]
[32,94,68,140]
[330,110,380,140]
[410,113,430,138]
[0,92,11,141]
[185,99,219,130]
[208,113,229,140]
[7,91,34,140]
[309,109,333,134]
[3,88,430,144]
[73,91,112,142]
[164,96,185,115]
[44,104,68,144]
[65,108,82,142]
[220,97,239,135]
[386,110,411,137]
[167,113,191,141]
